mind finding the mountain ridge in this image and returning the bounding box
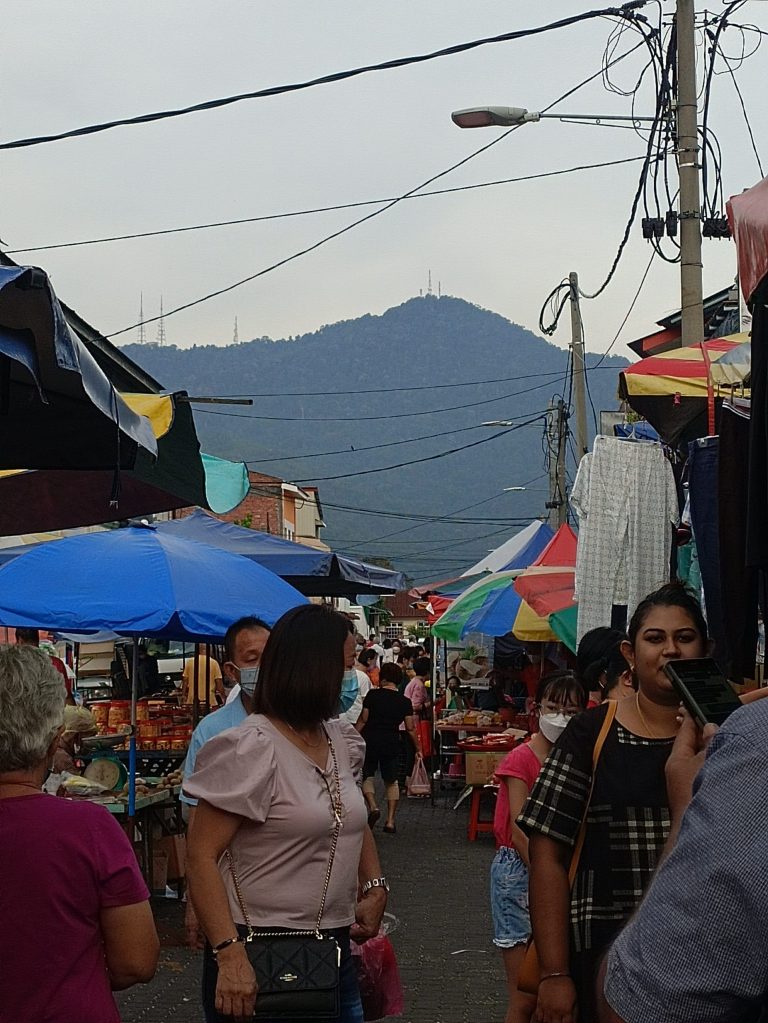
[121,294,627,580]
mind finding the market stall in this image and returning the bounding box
[0,523,306,881]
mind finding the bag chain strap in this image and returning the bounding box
[227,726,343,942]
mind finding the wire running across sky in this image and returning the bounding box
[291,413,546,483]
[5,155,647,255]
[0,4,648,153]
[104,31,649,340]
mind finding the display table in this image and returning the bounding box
[435,724,508,787]
[86,785,184,891]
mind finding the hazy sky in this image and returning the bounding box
[3,2,766,359]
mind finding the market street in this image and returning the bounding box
[117,789,504,1023]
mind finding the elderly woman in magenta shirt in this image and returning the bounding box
[0,645,159,1023]
[185,604,388,1023]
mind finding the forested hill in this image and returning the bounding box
[122,294,627,582]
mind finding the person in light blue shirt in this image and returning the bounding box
[182,616,270,946]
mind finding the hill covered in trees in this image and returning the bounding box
[122,294,627,581]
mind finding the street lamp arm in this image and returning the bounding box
[451,105,656,128]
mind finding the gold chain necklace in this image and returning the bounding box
[286,722,324,749]
[635,693,659,739]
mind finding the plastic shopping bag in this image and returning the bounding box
[406,757,431,797]
[352,931,404,1021]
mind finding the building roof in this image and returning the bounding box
[383,590,429,620]
[627,284,740,358]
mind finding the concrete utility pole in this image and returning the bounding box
[569,272,589,459]
[676,0,705,347]
[546,400,568,528]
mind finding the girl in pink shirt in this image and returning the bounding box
[490,671,586,1023]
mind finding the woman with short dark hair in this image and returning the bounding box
[185,604,388,1023]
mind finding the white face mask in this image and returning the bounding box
[538,712,572,743]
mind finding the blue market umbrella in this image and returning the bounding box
[0,523,306,636]
[0,523,307,814]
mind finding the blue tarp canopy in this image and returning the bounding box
[155,509,406,597]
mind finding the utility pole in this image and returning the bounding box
[545,400,568,528]
[555,399,567,528]
[569,271,589,459]
[676,0,705,347]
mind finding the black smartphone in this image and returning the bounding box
[663,658,742,727]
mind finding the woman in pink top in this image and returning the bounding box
[0,645,159,1023]
[185,605,389,1023]
[490,671,586,1023]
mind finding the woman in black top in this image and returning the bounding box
[356,663,421,834]
[520,583,711,1023]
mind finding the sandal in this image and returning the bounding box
[367,807,381,828]
[383,824,396,834]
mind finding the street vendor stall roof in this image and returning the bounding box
[460,520,554,577]
[155,509,406,597]
[0,265,157,469]
[0,392,249,535]
[619,333,750,444]
[728,176,768,304]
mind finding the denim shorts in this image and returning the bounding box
[490,846,531,949]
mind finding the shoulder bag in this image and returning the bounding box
[518,700,618,997]
[226,727,344,1020]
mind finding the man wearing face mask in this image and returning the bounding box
[340,621,368,726]
[181,616,270,947]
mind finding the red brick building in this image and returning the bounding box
[220,471,284,534]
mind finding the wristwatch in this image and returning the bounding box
[361,877,390,896]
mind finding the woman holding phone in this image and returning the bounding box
[520,583,710,1023]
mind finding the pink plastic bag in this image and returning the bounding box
[406,757,430,797]
[352,932,404,1021]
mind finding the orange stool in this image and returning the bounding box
[467,785,496,841]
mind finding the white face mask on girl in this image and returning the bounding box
[538,712,572,743]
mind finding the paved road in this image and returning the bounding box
[117,785,506,1023]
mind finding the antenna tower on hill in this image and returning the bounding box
[137,292,146,343]
[156,296,166,346]
[233,316,239,344]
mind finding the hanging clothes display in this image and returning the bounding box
[747,299,768,567]
[687,436,729,668]
[720,402,765,679]
[572,436,679,641]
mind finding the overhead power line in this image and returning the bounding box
[291,414,545,483]
[202,365,618,401]
[104,32,648,339]
[0,4,648,153]
[193,380,560,421]
[5,155,647,255]
[341,474,547,551]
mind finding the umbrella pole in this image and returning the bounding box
[128,638,138,820]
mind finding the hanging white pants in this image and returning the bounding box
[572,437,678,642]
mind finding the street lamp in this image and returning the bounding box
[451,106,656,128]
